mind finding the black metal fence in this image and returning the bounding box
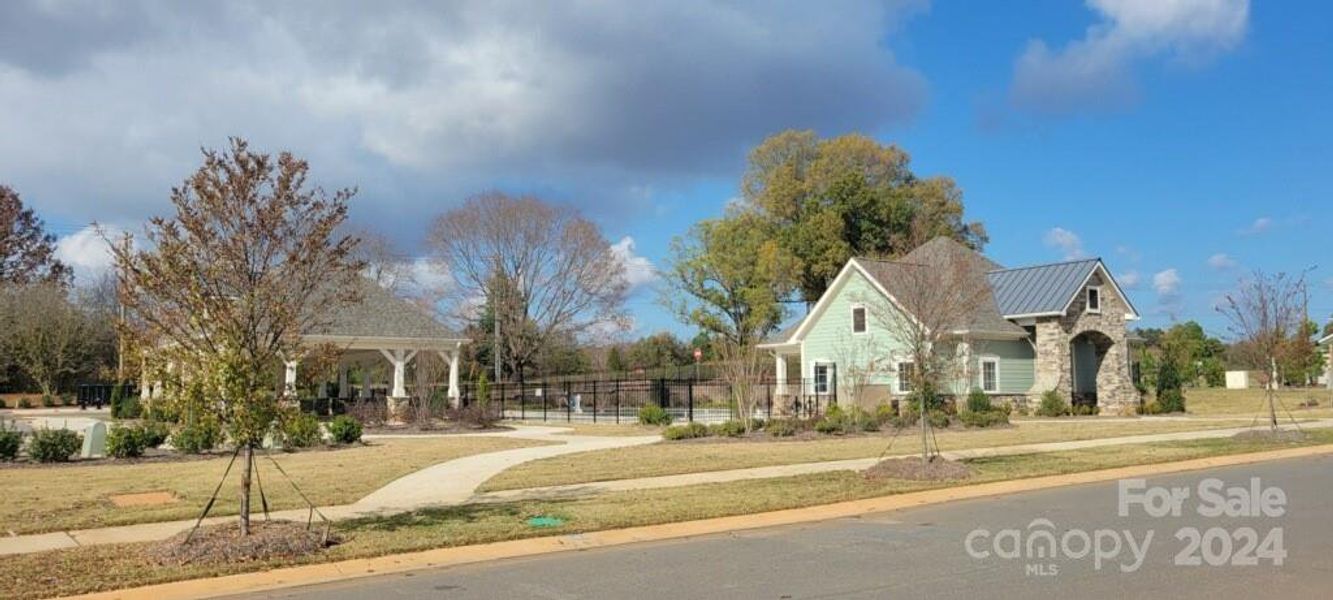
[76,383,139,409]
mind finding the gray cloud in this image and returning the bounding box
[0,1,929,242]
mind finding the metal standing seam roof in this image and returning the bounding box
[313,277,464,340]
[986,259,1100,317]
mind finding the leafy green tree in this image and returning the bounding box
[740,130,986,303]
[627,332,691,370]
[605,345,627,373]
[663,211,798,346]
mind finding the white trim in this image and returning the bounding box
[303,334,469,352]
[812,360,834,395]
[1318,333,1333,346]
[895,360,916,394]
[1085,285,1102,314]
[788,258,922,343]
[979,356,1000,393]
[850,303,868,335]
[1002,311,1065,319]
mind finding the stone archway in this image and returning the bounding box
[1069,329,1116,409]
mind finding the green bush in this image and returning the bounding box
[766,418,799,437]
[61,394,76,406]
[1156,388,1187,413]
[141,421,171,448]
[663,422,710,440]
[709,420,748,437]
[171,418,221,454]
[1035,390,1070,417]
[874,403,897,424]
[41,395,56,408]
[958,410,1010,428]
[927,409,951,429]
[327,415,363,445]
[965,389,993,414]
[637,403,673,426]
[29,428,82,462]
[0,423,21,461]
[279,412,323,449]
[17,397,34,409]
[111,391,142,420]
[106,425,148,458]
[1071,403,1101,416]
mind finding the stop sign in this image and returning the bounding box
[693,348,702,361]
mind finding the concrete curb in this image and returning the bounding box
[53,443,1333,600]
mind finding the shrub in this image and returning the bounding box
[112,392,142,420]
[874,403,897,424]
[709,420,747,437]
[637,403,672,426]
[171,418,222,454]
[328,415,363,445]
[1070,403,1101,416]
[766,418,799,437]
[141,421,171,448]
[663,422,710,440]
[1156,388,1187,413]
[29,428,82,462]
[958,410,1009,428]
[279,413,323,449]
[927,409,951,429]
[1035,390,1070,417]
[17,397,34,409]
[965,389,992,414]
[0,423,21,461]
[61,394,76,406]
[41,395,56,408]
[106,425,148,458]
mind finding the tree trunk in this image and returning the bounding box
[239,444,254,536]
[1268,357,1278,430]
[920,395,928,467]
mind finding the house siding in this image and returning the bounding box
[799,269,909,397]
[973,339,1036,395]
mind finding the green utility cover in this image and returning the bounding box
[526,516,565,528]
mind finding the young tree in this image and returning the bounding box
[627,332,691,371]
[715,340,768,432]
[663,211,798,346]
[109,138,363,535]
[1217,270,1309,429]
[858,241,993,467]
[0,185,70,285]
[428,193,628,381]
[740,130,987,304]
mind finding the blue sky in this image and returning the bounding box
[3,1,1328,341]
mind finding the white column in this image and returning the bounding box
[284,360,299,397]
[140,359,151,401]
[444,345,461,401]
[379,349,418,398]
[774,352,788,395]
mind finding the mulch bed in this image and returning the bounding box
[863,456,973,482]
[363,423,512,435]
[149,520,335,566]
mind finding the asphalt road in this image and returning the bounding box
[235,455,1333,599]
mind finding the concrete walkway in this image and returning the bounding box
[2,419,1327,557]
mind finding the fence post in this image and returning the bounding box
[565,381,572,422]
[766,380,772,419]
[687,378,694,423]
[542,383,548,422]
[615,378,621,424]
[499,380,506,421]
[592,380,598,423]
[520,380,526,421]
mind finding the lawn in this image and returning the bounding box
[7,429,1330,600]
[1,436,552,535]
[518,422,665,437]
[478,418,1251,492]
[1182,387,1333,417]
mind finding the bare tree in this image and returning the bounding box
[833,335,894,409]
[428,193,629,381]
[4,283,92,396]
[859,248,993,466]
[108,138,364,535]
[1217,269,1309,430]
[716,341,768,432]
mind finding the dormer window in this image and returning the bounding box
[851,305,867,334]
[1086,287,1102,314]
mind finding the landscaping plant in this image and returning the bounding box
[327,415,363,445]
[106,425,149,458]
[1036,390,1071,417]
[279,412,323,450]
[170,417,222,454]
[662,422,709,440]
[28,428,82,463]
[637,403,672,426]
[0,421,21,460]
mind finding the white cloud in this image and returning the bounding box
[1206,253,1238,270]
[1153,268,1181,296]
[610,236,659,290]
[54,224,117,285]
[1043,227,1086,260]
[1009,0,1249,115]
[1240,216,1272,235]
[1119,269,1141,289]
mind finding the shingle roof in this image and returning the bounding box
[762,322,800,345]
[987,259,1100,317]
[314,277,463,340]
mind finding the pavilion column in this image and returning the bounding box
[283,359,299,397]
[773,353,788,396]
[379,349,418,423]
[443,345,461,405]
[139,359,151,401]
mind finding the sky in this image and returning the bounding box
[3,0,1329,341]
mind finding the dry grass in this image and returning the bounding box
[7,430,1330,600]
[0,437,552,535]
[1182,387,1333,417]
[536,422,665,437]
[479,419,1246,491]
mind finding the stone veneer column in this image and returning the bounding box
[1030,319,1069,402]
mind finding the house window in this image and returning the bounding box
[1086,287,1102,314]
[981,358,999,393]
[851,305,867,334]
[897,361,915,393]
[813,364,831,394]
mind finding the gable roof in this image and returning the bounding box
[856,251,1027,338]
[313,277,464,341]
